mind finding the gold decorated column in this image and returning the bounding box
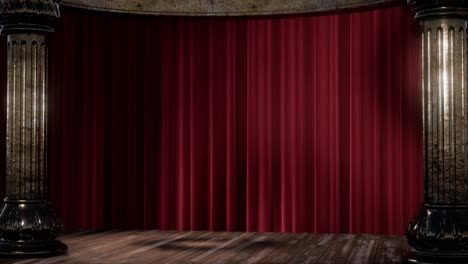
[0,0,66,257]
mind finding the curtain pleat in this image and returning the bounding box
[0,5,423,235]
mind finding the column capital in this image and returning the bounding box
[408,0,468,19]
[0,0,61,34]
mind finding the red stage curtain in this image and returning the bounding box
[2,4,423,234]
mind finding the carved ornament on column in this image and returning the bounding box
[0,0,60,33]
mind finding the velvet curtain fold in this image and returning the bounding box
[244,7,421,234]
[1,5,422,235]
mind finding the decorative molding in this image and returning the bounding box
[407,205,468,260]
[61,0,401,16]
[0,0,60,18]
[408,0,468,19]
[0,0,61,33]
[0,200,63,242]
[0,200,66,256]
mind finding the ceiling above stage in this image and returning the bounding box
[61,0,402,16]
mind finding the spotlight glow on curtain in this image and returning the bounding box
[43,5,422,235]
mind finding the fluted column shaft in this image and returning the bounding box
[422,18,468,205]
[6,33,48,200]
[0,0,66,257]
[406,1,468,262]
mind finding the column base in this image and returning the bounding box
[0,239,67,257]
[406,205,468,263]
[0,199,67,257]
[403,248,468,263]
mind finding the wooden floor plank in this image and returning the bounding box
[373,235,403,264]
[79,230,164,263]
[32,230,144,264]
[107,231,207,263]
[288,234,337,264]
[201,233,286,263]
[258,233,314,264]
[217,233,288,263]
[0,233,106,264]
[402,236,410,261]
[240,233,311,264]
[159,231,245,264]
[0,258,25,264]
[195,232,266,264]
[58,230,94,239]
[345,234,380,264]
[189,232,254,264]
[0,231,406,264]
[317,234,359,264]
[11,230,136,264]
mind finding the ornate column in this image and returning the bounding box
[406,0,468,262]
[0,0,66,257]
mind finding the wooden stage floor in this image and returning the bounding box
[0,231,405,263]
